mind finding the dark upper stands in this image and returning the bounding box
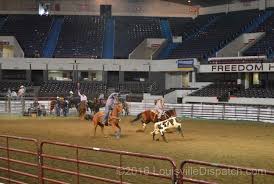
[114,16,163,59]
[54,16,105,58]
[244,12,274,57]
[167,14,214,39]
[0,15,53,57]
[39,81,107,98]
[168,10,260,59]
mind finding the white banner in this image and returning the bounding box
[199,63,274,73]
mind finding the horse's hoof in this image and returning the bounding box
[156,139,160,141]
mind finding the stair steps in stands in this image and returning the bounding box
[0,17,7,30]
[42,17,64,58]
[102,18,115,59]
[160,19,173,42]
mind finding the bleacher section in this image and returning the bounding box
[114,16,163,59]
[39,81,107,98]
[168,10,260,59]
[244,12,274,57]
[189,81,274,99]
[53,16,105,58]
[0,80,32,97]
[189,82,239,97]
[233,85,274,98]
[0,15,53,57]
[116,82,158,93]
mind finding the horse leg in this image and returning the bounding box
[101,125,107,138]
[178,126,184,137]
[142,121,147,132]
[116,124,121,139]
[94,123,98,137]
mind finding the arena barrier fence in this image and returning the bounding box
[40,141,177,184]
[0,135,274,184]
[0,135,177,184]
[178,160,274,184]
[0,135,40,184]
[128,102,274,123]
[0,97,274,123]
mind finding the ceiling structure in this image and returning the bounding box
[163,0,236,7]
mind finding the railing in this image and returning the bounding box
[178,160,274,184]
[40,141,177,184]
[128,103,274,123]
[0,135,40,184]
[0,135,273,184]
[0,98,274,123]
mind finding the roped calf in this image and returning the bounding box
[151,117,183,142]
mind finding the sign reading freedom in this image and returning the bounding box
[199,63,274,73]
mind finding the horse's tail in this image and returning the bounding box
[131,113,142,123]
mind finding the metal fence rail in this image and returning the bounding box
[40,141,177,184]
[178,160,274,184]
[0,135,274,184]
[0,135,40,184]
[128,103,274,123]
[0,98,274,123]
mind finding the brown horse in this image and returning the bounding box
[92,103,123,138]
[78,101,87,120]
[131,109,177,132]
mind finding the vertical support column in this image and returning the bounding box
[0,63,2,80]
[253,72,260,85]
[26,64,32,81]
[259,0,266,10]
[191,71,196,87]
[182,72,189,87]
[244,73,250,89]
[43,64,48,81]
[103,71,108,83]
[119,71,124,83]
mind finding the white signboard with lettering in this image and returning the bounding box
[199,63,274,73]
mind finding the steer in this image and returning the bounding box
[151,117,183,142]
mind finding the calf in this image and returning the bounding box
[151,117,183,142]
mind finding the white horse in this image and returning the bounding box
[151,117,183,142]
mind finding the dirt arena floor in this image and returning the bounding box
[0,116,274,184]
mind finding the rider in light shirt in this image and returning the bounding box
[102,92,119,126]
[155,97,165,120]
[78,90,87,103]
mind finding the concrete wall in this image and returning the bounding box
[165,72,183,89]
[164,89,196,104]
[199,0,273,15]
[0,0,196,17]
[0,36,24,58]
[0,58,187,72]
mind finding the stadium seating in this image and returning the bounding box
[189,82,240,97]
[39,81,107,98]
[116,82,159,93]
[0,80,32,97]
[168,10,260,59]
[114,16,163,59]
[0,15,53,57]
[244,12,274,57]
[53,16,105,58]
